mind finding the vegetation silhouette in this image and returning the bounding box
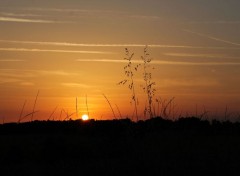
[1,117,240,176]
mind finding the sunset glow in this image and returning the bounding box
[0,0,240,122]
[82,114,89,121]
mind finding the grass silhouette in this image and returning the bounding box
[118,48,139,121]
[141,46,156,118]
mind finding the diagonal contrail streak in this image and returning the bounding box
[182,29,240,46]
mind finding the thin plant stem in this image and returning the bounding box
[22,111,39,121]
[118,48,139,121]
[60,109,63,121]
[115,104,122,119]
[130,73,138,121]
[141,46,155,119]
[86,94,89,117]
[48,106,58,120]
[102,94,116,119]
[31,90,39,122]
[18,100,27,123]
[76,97,78,118]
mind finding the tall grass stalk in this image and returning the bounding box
[86,94,89,117]
[22,111,39,121]
[115,104,122,119]
[31,90,39,122]
[162,97,175,118]
[76,97,78,118]
[18,100,27,123]
[48,106,58,120]
[60,109,63,121]
[63,109,75,120]
[141,46,156,118]
[199,106,209,120]
[103,94,116,119]
[118,48,139,121]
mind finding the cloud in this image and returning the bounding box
[0,69,76,78]
[188,21,240,24]
[0,71,35,78]
[23,7,165,21]
[61,83,90,88]
[0,77,22,84]
[153,60,240,66]
[161,78,220,87]
[0,47,114,54]
[164,53,238,59]
[76,59,127,63]
[182,29,240,47]
[0,16,59,23]
[20,82,35,86]
[0,12,42,17]
[76,58,240,66]
[0,69,77,85]
[24,7,124,14]
[129,15,162,21]
[0,59,25,62]
[36,70,76,76]
[1,39,239,50]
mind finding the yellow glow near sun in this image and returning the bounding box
[82,114,89,121]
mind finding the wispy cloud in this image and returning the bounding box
[1,39,239,50]
[37,70,76,76]
[0,12,42,17]
[0,69,77,85]
[24,7,125,14]
[188,20,240,24]
[154,60,240,66]
[183,29,240,47]
[0,69,76,78]
[20,82,35,86]
[0,78,21,84]
[0,72,33,85]
[24,7,164,21]
[0,71,35,78]
[0,17,59,23]
[129,15,162,21]
[0,59,25,62]
[155,61,240,66]
[76,59,240,66]
[61,83,91,88]
[76,59,127,63]
[164,53,238,59]
[161,79,220,87]
[0,47,114,54]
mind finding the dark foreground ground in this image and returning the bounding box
[1,117,240,176]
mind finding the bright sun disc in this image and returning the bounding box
[82,114,89,121]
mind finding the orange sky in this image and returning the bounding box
[1,0,240,122]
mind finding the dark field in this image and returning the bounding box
[1,117,240,176]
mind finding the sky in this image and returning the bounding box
[0,0,240,122]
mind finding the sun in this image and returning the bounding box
[82,114,89,121]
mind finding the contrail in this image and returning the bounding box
[76,59,240,66]
[0,17,57,23]
[182,29,240,46]
[0,39,239,49]
[0,59,25,62]
[164,53,239,59]
[0,48,114,54]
